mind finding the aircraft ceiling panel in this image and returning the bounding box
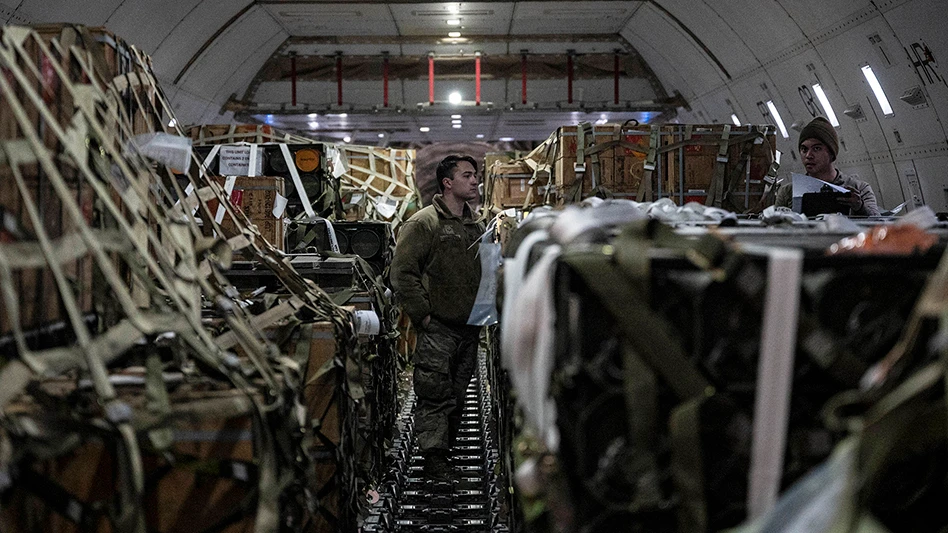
[169,88,215,126]
[11,0,122,26]
[508,1,636,35]
[262,3,397,37]
[210,30,287,105]
[775,0,876,35]
[621,5,728,100]
[655,0,758,76]
[698,1,804,57]
[389,2,514,36]
[100,0,205,53]
[177,9,285,100]
[150,0,252,80]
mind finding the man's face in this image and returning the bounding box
[445,161,479,201]
[799,138,833,177]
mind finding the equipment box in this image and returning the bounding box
[204,175,286,254]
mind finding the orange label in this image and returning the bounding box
[295,149,320,172]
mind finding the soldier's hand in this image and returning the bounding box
[837,187,862,211]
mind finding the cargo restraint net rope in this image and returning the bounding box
[0,24,360,532]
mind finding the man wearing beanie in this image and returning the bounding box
[775,116,881,216]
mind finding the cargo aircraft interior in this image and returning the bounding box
[0,1,947,532]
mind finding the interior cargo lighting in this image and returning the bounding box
[167,119,177,128]
[420,126,430,132]
[448,31,461,38]
[811,84,840,127]
[449,91,463,104]
[452,119,462,124]
[378,133,385,138]
[453,124,462,129]
[307,113,319,118]
[343,135,351,143]
[447,19,460,25]
[451,114,462,119]
[499,136,514,142]
[308,121,319,128]
[766,100,790,139]
[476,134,485,138]
[861,65,894,116]
[730,114,741,126]
[449,3,460,14]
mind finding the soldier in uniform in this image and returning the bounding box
[776,116,881,216]
[391,154,485,481]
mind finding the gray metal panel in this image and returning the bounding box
[150,0,250,80]
[390,1,514,36]
[12,0,123,26]
[776,0,877,35]
[909,155,948,212]
[509,2,633,34]
[177,7,285,99]
[101,0,207,53]
[653,0,758,76]
[262,2,397,36]
[699,0,804,58]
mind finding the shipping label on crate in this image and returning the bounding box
[218,145,265,176]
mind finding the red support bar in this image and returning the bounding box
[521,52,527,105]
[336,53,343,106]
[428,53,435,105]
[383,54,389,108]
[567,52,574,104]
[475,52,481,106]
[614,52,620,105]
[290,54,297,106]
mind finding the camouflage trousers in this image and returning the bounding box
[413,318,481,452]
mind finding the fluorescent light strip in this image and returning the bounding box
[811,84,840,127]
[861,65,893,116]
[731,114,741,126]
[766,100,789,139]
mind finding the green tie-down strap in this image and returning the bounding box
[562,220,741,530]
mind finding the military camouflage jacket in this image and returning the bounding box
[391,194,485,327]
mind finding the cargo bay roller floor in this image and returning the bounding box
[363,348,510,532]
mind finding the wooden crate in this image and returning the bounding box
[0,389,260,533]
[204,176,286,254]
[488,160,546,208]
[553,124,648,200]
[660,124,777,211]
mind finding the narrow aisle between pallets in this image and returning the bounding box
[363,349,509,532]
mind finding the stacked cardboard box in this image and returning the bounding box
[204,176,286,254]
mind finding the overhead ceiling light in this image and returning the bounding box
[378,133,385,138]
[339,113,348,118]
[447,19,460,25]
[730,114,741,126]
[307,113,319,118]
[167,118,177,128]
[448,3,460,14]
[448,31,462,38]
[595,118,608,125]
[476,134,485,138]
[451,114,462,119]
[766,100,790,139]
[308,121,319,128]
[449,91,462,104]
[420,126,430,132]
[343,135,351,143]
[812,84,840,127]
[861,65,894,116]
[453,124,462,129]
[499,136,514,142]
[452,119,462,124]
